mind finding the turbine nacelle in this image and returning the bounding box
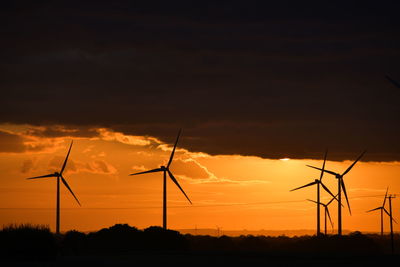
[160,166,167,171]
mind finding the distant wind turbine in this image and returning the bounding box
[307,150,366,236]
[27,141,80,234]
[386,193,397,254]
[290,150,337,236]
[129,129,192,229]
[307,194,338,235]
[366,187,389,236]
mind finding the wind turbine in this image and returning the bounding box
[291,150,336,236]
[129,129,192,229]
[307,195,338,235]
[27,141,80,234]
[366,187,389,236]
[307,150,366,236]
[386,193,397,254]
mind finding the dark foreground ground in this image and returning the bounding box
[2,224,399,266]
[3,252,400,267]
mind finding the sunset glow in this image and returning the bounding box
[0,123,398,234]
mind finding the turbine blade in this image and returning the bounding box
[319,149,328,181]
[167,129,182,168]
[167,170,192,204]
[383,208,391,217]
[341,150,366,176]
[60,141,73,175]
[290,181,318,192]
[326,207,333,228]
[61,176,81,206]
[386,74,400,88]
[382,187,389,207]
[129,168,163,176]
[366,207,382,213]
[320,181,337,201]
[327,194,338,206]
[26,173,57,179]
[306,165,338,177]
[306,199,319,205]
[341,179,351,215]
[382,208,397,223]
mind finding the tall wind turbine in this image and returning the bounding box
[307,195,338,235]
[129,129,192,229]
[27,141,80,234]
[290,150,336,235]
[366,187,389,236]
[307,151,366,236]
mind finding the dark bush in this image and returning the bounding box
[86,223,143,251]
[143,226,188,251]
[0,224,57,260]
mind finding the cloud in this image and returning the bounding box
[93,160,115,174]
[24,125,100,138]
[48,157,118,175]
[170,158,210,180]
[20,159,35,174]
[130,165,147,172]
[96,128,157,147]
[1,2,400,161]
[0,130,26,153]
[172,157,269,185]
[179,174,270,185]
[0,128,64,154]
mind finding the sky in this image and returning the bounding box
[0,1,400,233]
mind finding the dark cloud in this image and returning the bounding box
[1,1,400,161]
[65,159,117,175]
[0,131,26,152]
[0,129,61,154]
[25,126,100,138]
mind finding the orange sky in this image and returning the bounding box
[0,123,399,234]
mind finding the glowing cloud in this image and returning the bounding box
[96,128,156,146]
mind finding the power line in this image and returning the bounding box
[0,194,392,210]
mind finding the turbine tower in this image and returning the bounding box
[386,193,397,254]
[129,129,192,229]
[307,151,366,236]
[291,150,336,235]
[27,141,80,234]
[366,187,389,236]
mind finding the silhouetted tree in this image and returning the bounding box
[143,226,188,251]
[0,224,57,260]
